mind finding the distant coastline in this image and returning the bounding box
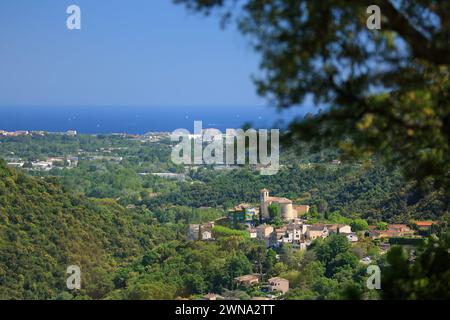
[0,105,310,134]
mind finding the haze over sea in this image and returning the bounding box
[0,106,310,134]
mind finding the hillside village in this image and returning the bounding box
[188,188,435,300]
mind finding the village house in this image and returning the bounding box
[32,131,46,136]
[415,221,434,232]
[149,172,186,182]
[256,224,274,247]
[270,221,309,249]
[286,223,307,241]
[0,130,29,136]
[67,156,79,167]
[256,224,274,239]
[288,219,309,233]
[268,277,289,294]
[202,293,223,301]
[188,222,215,241]
[248,228,258,239]
[260,188,298,221]
[326,224,352,235]
[234,274,260,287]
[306,224,329,240]
[66,130,77,136]
[369,224,414,239]
[228,203,259,226]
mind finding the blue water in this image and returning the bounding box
[0,106,310,134]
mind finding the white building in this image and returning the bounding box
[66,130,77,136]
[346,233,359,242]
[7,162,24,168]
[327,224,352,235]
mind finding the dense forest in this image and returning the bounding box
[0,159,172,299]
[147,164,447,224]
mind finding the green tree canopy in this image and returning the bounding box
[382,233,450,299]
[351,219,369,232]
[268,203,281,222]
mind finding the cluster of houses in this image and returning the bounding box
[199,275,289,300]
[188,221,216,241]
[6,156,79,171]
[248,220,358,250]
[189,189,433,253]
[142,132,169,142]
[186,191,436,300]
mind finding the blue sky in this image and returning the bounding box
[0,0,263,107]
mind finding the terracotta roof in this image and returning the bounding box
[308,224,327,231]
[266,196,292,204]
[389,224,410,230]
[234,274,259,282]
[232,203,255,211]
[268,277,289,283]
[415,221,433,227]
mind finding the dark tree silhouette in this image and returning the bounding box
[174,0,450,192]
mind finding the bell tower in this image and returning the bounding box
[260,188,269,218]
[261,188,269,203]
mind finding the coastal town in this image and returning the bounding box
[0,129,168,171]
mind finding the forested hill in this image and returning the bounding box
[147,164,448,223]
[0,159,160,299]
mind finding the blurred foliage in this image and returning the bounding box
[381,233,450,299]
[174,0,450,193]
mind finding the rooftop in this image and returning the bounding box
[415,221,434,227]
[234,274,260,282]
[268,277,289,283]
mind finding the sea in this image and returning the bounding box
[0,106,311,134]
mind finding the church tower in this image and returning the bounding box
[260,188,269,218]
